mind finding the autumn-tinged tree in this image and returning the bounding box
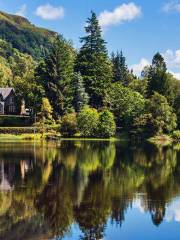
[41,97,53,120]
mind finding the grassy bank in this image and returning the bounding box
[0,127,179,144]
[0,133,42,141]
[0,126,60,141]
[0,133,121,142]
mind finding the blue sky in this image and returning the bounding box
[1,0,180,78]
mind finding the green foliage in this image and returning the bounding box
[0,39,44,110]
[108,83,145,127]
[147,53,170,97]
[111,51,132,86]
[174,96,180,129]
[41,98,53,120]
[0,116,32,127]
[77,107,116,138]
[61,113,78,136]
[171,79,180,128]
[77,106,99,137]
[133,113,154,136]
[98,110,116,137]
[72,72,89,112]
[129,78,148,97]
[134,93,177,135]
[38,35,75,117]
[0,11,55,60]
[0,127,36,134]
[76,11,112,108]
[148,92,177,134]
[0,56,12,86]
[172,131,180,141]
[0,126,58,134]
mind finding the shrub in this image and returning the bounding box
[0,127,36,134]
[148,92,177,134]
[77,106,99,137]
[0,115,33,126]
[107,83,145,127]
[133,113,154,137]
[172,131,180,141]
[61,113,77,136]
[41,97,53,119]
[0,126,59,134]
[98,110,116,138]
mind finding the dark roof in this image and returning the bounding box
[0,88,14,100]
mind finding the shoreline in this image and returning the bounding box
[0,132,179,145]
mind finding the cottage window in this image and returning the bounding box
[9,106,15,113]
[10,97,14,104]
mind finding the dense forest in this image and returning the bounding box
[0,11,180,138]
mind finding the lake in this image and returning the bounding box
[0,140,180,240]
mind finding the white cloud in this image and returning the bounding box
[130,50,180,79]
[130,58,150,76]
[169,71,180,79]
[36,4,64,20]
[173,72,180,79]
[98,2,142,29]
[162,1,180,12]
[162,49,180,79]
[133,197,145,213]
[165,198,180,222]
[15,4,27,17]
[163,49,180,68]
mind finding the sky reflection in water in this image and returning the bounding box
[0,140,180,240]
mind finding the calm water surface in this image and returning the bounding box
[0,140,180,240]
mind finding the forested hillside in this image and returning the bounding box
[0,11,56,59]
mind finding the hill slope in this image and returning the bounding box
[0,11,56,59]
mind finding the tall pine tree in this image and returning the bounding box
[72,72,89,112]
[36,35,75,117]
[147,53,169,97]
[111,50,130,86]
[76,11,112,108]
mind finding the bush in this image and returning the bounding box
[0,116,33,126]
[77,106,99,137]
[107,83,145,127]
[61,113,77,136]
[0,127,37,134]
[148,92,177,134]
[172,131,180,141]
[0,125,59,134]
[98,110,116,137]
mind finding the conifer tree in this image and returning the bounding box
[147,53,169,97]
[37,35,75,117]
[76,11,112,108]
[72,72,89,112]
[111,51,130,85]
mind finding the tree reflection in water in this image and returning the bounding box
[0,141,179,240]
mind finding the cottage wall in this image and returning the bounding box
[4,91,18,115]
